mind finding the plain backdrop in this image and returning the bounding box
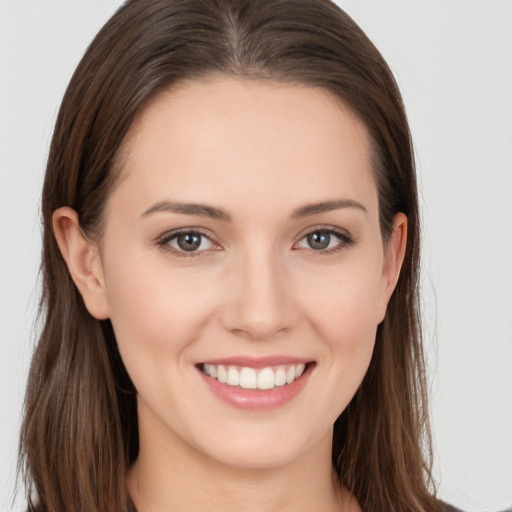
[1,1,511,511]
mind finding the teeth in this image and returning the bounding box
[217,366,227,384]
[227,367,240,386]
[257,368,274,390]
[239,367,257,389]
[201,363,308,390]
[274,367,286,387]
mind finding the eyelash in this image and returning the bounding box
[157,229,219,258]
[156,226,355,257]
[294,226,355,255]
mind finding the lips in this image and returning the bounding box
[196,357,315,410]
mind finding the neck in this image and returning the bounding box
[128,408,358,512]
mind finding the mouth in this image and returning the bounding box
[196,359,315,410]
[199,362,309,390]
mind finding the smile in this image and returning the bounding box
[197,358,315,410]
[201,363,306,390]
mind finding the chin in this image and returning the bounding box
[191,421,327,472]
[204,443,302,471]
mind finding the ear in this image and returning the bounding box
[52,207,110,319]
[377,213,407,323]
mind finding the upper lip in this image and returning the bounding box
[198,356,313,369]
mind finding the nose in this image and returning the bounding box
[219,248,296,341]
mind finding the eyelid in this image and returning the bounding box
[156,227,222,256]
[293,225,356,253]
[155,224,355,257]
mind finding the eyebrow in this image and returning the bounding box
[291,198,367,218]
[141,198,366,221]
[141,200,232,221]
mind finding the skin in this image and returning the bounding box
[54,77,407,512]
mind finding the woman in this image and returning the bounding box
[19,0,457,511]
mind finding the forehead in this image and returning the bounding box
[111,76,377,219]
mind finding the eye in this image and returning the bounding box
[294,228,354,253]
[158,230,219,256]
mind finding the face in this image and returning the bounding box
[90,77,404,469]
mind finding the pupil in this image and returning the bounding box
[308,231,330,250]
[177,233,201,251]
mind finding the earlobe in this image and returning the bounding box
[52,207,110,319]
[377,213,408,323]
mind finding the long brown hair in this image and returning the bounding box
[19,1,441,511]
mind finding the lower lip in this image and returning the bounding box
[198,364,314,411]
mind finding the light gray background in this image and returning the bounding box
[1,1,511,511]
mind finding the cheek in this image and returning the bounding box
[101,247,220,375]
[295,255,383,381]
[318,288,378,378]
[300,256,383,339]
